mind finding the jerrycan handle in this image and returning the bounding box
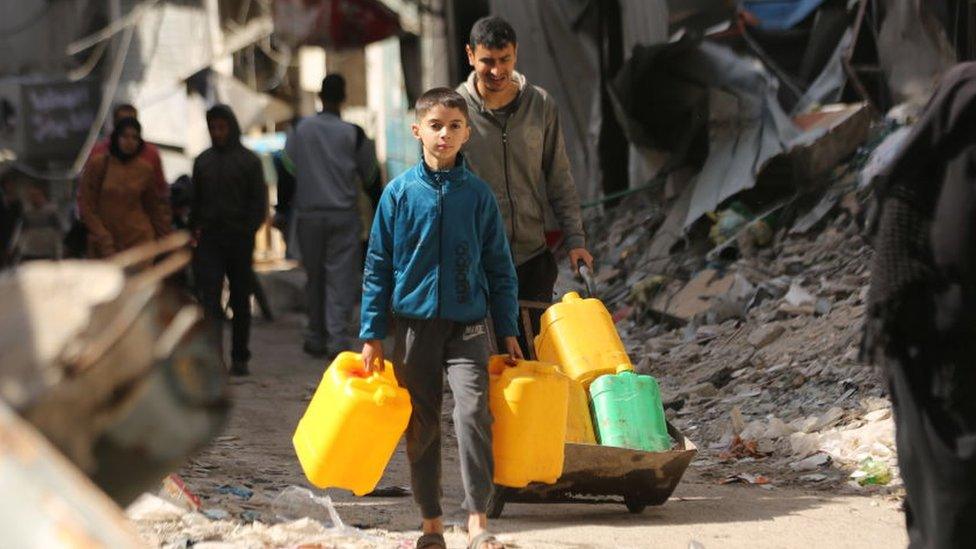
[577,262,597,298]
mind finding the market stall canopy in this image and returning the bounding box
[273,0,401,49]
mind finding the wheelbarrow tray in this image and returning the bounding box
[503,421,696,510]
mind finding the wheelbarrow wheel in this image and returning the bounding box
[487,485,509,519]
[624,495,647,514]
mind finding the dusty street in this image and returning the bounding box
[162,312,908,549]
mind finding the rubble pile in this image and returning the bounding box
[571,160,898,489]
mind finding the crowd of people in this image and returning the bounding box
[1,15,596,549]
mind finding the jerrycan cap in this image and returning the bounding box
[562,291,582,303]
[615,364,635,374]
[372,384,397,406]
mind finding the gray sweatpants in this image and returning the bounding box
[296,211,361,353]
[392,317,494,519]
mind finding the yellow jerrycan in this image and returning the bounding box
[565,378,597,444]
[293,352,412,496]
[489,356,569,487]
[535,291,634,388]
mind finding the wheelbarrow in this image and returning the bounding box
[488,265,696,518]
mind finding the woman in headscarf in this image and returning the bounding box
[79,117,171,258]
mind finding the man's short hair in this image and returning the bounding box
[469,16,517,50]
[320,74,346,104]
[112,103,137,121]
[415,88,469,121]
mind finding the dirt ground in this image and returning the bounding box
[174,313,908,549]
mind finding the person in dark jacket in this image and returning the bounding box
[864,62,976,549]
[190,104,268,376]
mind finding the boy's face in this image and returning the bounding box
[412,105,470,165]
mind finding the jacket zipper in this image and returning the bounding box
[496,111,517,252]
[436,180,444,318]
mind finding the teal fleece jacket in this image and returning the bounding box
[359,157,520,340]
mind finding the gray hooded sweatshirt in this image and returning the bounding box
[457,71,585,266]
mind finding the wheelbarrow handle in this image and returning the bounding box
[577,261,597,298]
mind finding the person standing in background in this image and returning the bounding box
[190,105,268,376]
[79,117,170,258]
[285,74,379,359]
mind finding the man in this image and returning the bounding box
[457,16,594,347]
[864,62,976,548]
[285,74,378,359]
[190,105,268,376]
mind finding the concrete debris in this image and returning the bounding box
[747,324,785,348]
[570,138,897,488]
[127,494,191,523]
[791,453,832,472]
[652,269,756,324]
[128,487,413,548]
[784,282,817,307]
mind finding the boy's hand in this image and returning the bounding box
[504,337,524,365]
[362,339,385,373]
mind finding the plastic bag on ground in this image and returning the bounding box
[272,486,345,529]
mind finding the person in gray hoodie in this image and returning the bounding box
[457,15,593,345]
[285,74,379,359]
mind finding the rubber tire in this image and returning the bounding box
[624,495,647,514]
[487,486,508,519]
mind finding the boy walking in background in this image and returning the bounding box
[360,88,520,549]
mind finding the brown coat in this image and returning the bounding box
[79,153,171,258]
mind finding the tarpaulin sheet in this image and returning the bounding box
[273,0,400,48]
[611,39,809,228]
[741,0,827,30]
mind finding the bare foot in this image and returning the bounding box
[468,513,505,549]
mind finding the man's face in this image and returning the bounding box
[114,107,137,126]
[412,105,470,164]
[466,43,517,93]
[209,118,231,148]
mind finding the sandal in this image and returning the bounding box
[468,531,505,549]
[416,532,447,549]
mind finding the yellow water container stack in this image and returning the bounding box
[535,292,634,389]
[535,291,634,388]
[488,356,569,487]
[565,379,597,444]
[293,352,412,496]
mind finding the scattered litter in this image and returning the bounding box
[217,484,254,501]
[272,486,345,529]
[791,453,832,471]
[203,508,231,521]
[719,436,768,461]
[241,510,262,523]
[159,474,202,512]
[720,473,772,485]
[126,493,190,522]
[799,473,829,482]
[851,458,893,486]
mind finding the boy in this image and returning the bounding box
[360,88,520,549]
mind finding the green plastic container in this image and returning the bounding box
[589,368,671,452]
